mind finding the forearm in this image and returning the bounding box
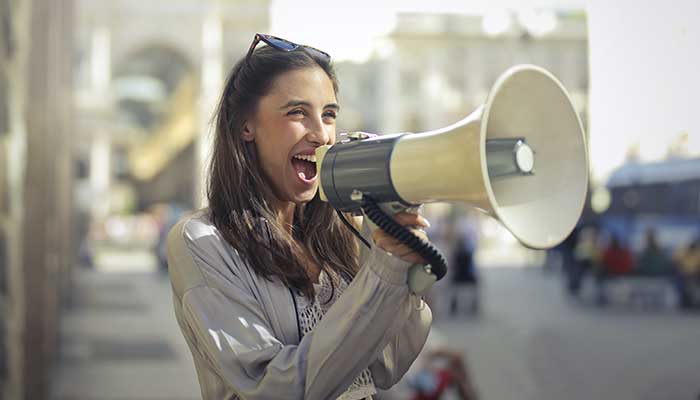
[369,295,432,389]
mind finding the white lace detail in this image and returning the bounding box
[295,270,376,400]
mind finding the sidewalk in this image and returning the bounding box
[51,267,201,400]
[429,268,700,400]
[52,262,700,400]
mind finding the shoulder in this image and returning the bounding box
[167,209,220,261]
[167,209,248,299]
[169,209,216,241]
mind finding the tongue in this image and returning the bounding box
[291,158,317,180]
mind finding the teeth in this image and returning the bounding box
[293,154,317,162]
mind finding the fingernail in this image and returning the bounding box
[421,217,431,228]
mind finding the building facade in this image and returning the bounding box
[337,11,588,136]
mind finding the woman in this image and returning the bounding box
[167,34,433,400]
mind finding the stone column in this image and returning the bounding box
[0,0,29,397]
[17,0,75,398]
[196,2,223,207]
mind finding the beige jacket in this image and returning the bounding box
[167,210,432,399]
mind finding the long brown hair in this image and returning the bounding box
[207,45,359,298]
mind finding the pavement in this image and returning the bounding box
[51,256,700,400]
[51,267,201,400]
[430,268,700,400]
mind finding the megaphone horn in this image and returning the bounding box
[316,64,589,251]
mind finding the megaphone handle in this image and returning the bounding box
[407,263,438,296]
[361,196,448,282]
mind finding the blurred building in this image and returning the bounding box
[74,0,270,218]
[337,11,588,136]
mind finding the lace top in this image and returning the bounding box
[294,269,376,400]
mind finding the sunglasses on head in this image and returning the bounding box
[246,33,331,63]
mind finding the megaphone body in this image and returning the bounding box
[316,64,588,252]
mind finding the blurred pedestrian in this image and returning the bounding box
[151,202,187,273]
[595,234,634,305]
[673,236,700,308]
[449,230,479,316]
[546,223,579,273]
[569,225,599,296]
[636,229,670,276]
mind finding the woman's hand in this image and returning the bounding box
[372,212,431,264]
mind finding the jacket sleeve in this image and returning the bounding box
[168,217,432,400]
[368,297,432,389]
[355,217,433,389]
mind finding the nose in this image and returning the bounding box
[305,116,332,146]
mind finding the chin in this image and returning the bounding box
[294,193,316,205]
[291,187,319,205]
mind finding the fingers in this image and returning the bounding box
[371,212,430,242]
[393,252,427,265]
[369,211,432,264]
[374,227,430,264]
[390,212,431,229]
[374,229,428,249]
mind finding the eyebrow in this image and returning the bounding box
[279,100,340,111]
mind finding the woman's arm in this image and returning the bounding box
[369,297,432,389]
[168,216,430,400]
[353,213,434,388]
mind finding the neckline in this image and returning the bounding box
[312,269,328,289]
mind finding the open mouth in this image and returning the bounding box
[291,154,318,182]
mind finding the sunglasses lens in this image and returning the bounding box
[251,34,331,61]
[265,36,297,51]
[303,46,331,61]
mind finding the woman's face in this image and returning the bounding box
[244,66,338,205]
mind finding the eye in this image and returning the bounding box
[323,110,337,120]
[287,108,305,117]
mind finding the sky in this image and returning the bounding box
[587,0,700,181]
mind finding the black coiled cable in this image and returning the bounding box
[361,196,447,281]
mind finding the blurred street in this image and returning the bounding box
[51,253,700,400]
[52,257,200,400]
[433,268,700,400]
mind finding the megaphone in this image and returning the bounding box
[316,65,588,288]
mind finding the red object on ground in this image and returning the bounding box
[602,246,634,275]
[412,369,454,400]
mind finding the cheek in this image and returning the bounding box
[261,145,288,171]
[256,127,286,161]
[253,139,282,175]
[328,127,337,145]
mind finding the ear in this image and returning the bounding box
[241,122,255,142]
